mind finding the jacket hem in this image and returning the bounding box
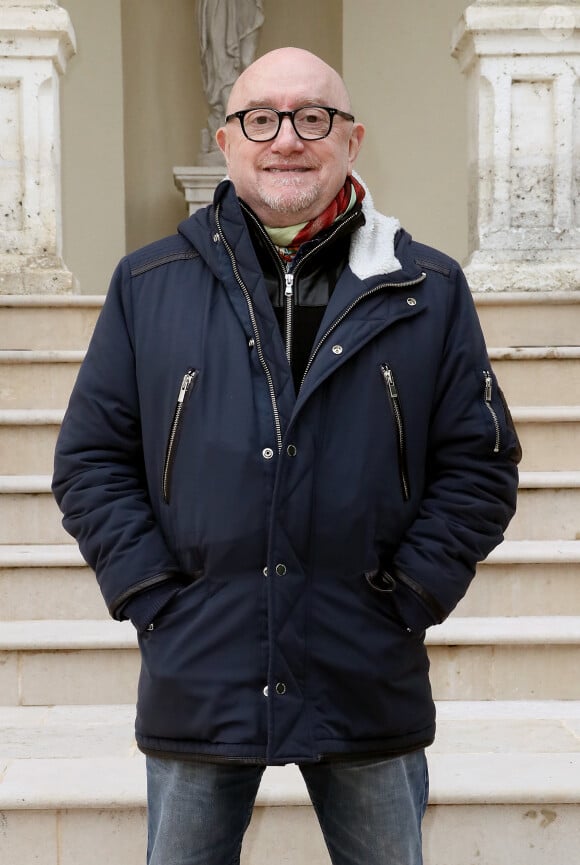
[136,726,435,766]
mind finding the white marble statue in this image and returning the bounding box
[197,0,264,164]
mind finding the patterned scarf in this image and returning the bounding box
[266,175,366,263]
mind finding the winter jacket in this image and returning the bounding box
[52,178,520,765]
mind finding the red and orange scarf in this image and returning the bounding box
[268,175,366,263]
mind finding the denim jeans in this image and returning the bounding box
[146,750,428,865]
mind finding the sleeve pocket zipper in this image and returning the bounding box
[380,363,410,501]
[162,369,198,503]
[483,370,501,454]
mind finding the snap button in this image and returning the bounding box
[332,345,343,355]
[287,444,297,457]
[263,685,269,697]
[275,682,287,695]
[213,232,220,243]
[262,566,268,577]
[248,338,255,348]
[262,448,274,460]
[407,297,417,306]
[275,563,287,576]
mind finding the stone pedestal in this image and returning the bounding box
[0,2,76,294]
[173,166,227,215]
[452,3,580,291]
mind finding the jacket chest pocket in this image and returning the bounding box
[162,368,199,504]
[380,363,410,502]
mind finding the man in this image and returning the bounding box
[53,48,520,865]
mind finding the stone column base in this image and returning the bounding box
[464,251,580,293]
[173,167,227,216]
[0,255,75,295]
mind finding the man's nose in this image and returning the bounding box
[271,116,304,151]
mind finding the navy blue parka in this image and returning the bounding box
[53,178,520,764]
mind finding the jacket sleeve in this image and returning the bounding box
[52,259,183,625]
[391,265,521,633]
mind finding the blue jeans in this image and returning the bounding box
[146,750,428,865]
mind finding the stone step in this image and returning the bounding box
[2,403,578,476]
[488,346,580,406]
[0,476,72,544]
[0,701,579,864]
[505,470,580,540]
[0,350,82,409]
[0,544,105,620]
[0,409,63,475]
[0,294,102,350]
[474,290,580,347]
[2,469,577,545]
[428,615,580,700]
[458,539,580,617]
[1,616,579,706]
[511,405,580,471]
[2,540,580,622]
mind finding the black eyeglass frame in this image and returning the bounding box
[225,105,356,141]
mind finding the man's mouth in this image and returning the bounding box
[262,166,312,173]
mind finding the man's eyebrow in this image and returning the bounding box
[233,98,330,111]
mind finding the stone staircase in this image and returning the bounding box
[1,291,579,865]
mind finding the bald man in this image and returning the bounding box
[53,48,520,865]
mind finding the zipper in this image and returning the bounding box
[284,272,294,364]
[216,204,284,453]
[483,370,501,453]
[301,273,426,387]
[380,364,410,501]
[162,369,198,503]
[241,203,363,375]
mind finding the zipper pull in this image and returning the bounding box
[382,364,398,398]
[178,370,196,403]
[483,370,493,402]
[284,273,294,297]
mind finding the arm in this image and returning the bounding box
[52,259,182,629]
[391,265,521,632]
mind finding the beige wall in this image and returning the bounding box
[344,0,469,264]
[61,1,469,294]
[121,0,200,256]
[61,0,126,295]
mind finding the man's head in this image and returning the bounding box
[216,48,365,227]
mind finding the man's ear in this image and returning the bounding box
[216,127,227,156]
[348,122,365,169]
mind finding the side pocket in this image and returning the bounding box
[379,363,410,501]
[162,369,198,504]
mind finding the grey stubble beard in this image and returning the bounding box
[257,175,322,216]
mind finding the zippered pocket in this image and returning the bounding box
[482,369,501,454]
[380,363,410,501]
[162,369,198,504]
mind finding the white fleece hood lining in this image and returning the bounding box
[348,173,402,280]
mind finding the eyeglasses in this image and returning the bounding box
[225,105,355,142]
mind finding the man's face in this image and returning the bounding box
[216,51,365,227]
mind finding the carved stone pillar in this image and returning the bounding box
[0,1,76,294]
[452,2,580,290]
